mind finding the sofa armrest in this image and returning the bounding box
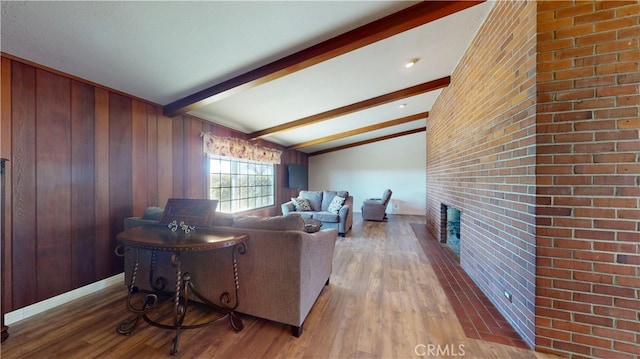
[337,196,354,235]
[282,201,295,215]
[338,203,350,218]
[210,226,338,327]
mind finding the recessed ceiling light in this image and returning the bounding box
[405,58,420,68]
[399,103,407,108]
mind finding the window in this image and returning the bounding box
[208,156,275,213]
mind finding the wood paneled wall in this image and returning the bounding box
[0,56,308,313]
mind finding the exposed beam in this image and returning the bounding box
[162,1,484,117]
[249,77,448,139]
[287,112,428,150]
[308,127,426,156]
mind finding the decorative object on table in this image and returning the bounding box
[167,220,196,234]
[303,218,322,233]
[361,189,393,221]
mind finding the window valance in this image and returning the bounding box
[201,132,282,164]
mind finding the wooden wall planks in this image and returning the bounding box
[107,92,132,274]
[171,117,185,198]
[0,56,309,313]
[1,58,13,316]
[156,112,173,208]
[70,80,97,288]
[93,88,111,280]
[10,61,37,310]
[131,99,149,217]
[35,69,72,301]
[145,104,159,207]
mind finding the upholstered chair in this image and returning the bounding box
[361,189,392,221]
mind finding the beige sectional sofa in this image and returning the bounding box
[122,211,338,337]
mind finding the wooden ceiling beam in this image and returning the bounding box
[308,128,426,156]
[249,76,448,139]
[162,1,484,117]
[287,112,428,150]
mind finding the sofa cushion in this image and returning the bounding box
[142,206,164,221]
[299,191,323,212]
[291,197,312,211]
[312,211,340,223]
[212,212,234,227]
[327,196,345,214]
[233,214,306,231]
[321,190,349,211]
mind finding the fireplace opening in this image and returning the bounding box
[440,204,461,260]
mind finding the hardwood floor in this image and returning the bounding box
[1,215,558,358]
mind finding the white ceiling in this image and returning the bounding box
[1,1,493,154]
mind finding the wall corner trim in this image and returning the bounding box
[4,273,124,325]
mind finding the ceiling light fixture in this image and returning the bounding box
[405,58,420,68]
[399,103,407,109]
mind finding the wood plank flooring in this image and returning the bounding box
[1,215,558,358]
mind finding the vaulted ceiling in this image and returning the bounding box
[1,1,493,155]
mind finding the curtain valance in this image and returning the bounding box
[201,132,282,164]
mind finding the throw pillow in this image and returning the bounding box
[291,197,312,211]
[299,191,323,211]
[327,196,345,214]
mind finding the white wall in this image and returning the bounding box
[308,132,426,215]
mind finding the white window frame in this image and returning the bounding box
[208,156,275,213]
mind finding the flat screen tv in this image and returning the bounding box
[287,164,308,189]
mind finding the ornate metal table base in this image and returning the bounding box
[116,242,246,356]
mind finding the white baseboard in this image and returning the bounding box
[4,273,124,325]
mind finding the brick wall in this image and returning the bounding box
[427,1,639,357]
[426,1,538,347]
[536,1,639,358]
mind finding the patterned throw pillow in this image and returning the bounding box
[291,197,312,211]
[327,196,345,214]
